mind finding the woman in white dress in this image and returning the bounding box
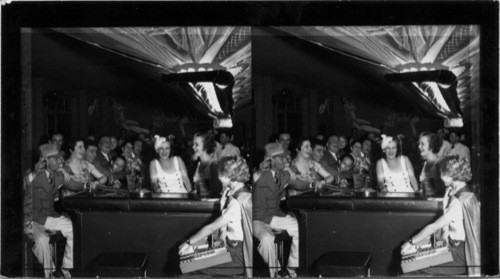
[376,135,418,192]
[150,135,192,193]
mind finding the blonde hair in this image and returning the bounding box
[217,156,250,183]
[439,155,472,182]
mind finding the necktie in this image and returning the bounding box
[48,172,54,185]
[274,171,280,186]
[48,172,55,190]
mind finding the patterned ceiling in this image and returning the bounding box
[276,26,479,118]
[54,26,478,120]
[54,27,252,119]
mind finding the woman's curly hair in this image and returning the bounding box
[193,132,217,155]
[439,155,472,182]
[217,156,250,183]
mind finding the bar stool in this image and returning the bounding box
[315,251,372,277]
[46,230,65,273]
[272,229,291,269]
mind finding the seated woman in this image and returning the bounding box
[336,154,358,188]
[288,137,334,196]
[178,156,253,277]
[121,139,144,189]
[150,135,192,193]
[376,135,418,192]
[401,155,480,276]
[62,137,107,197]
[418,131,446,197]
[192,132,222,197]
[350,139,371,174]
[109,155,128,189]
[121,139,144,174]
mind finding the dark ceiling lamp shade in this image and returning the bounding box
[161,70,235,119]
[384,70,462,117]
[161,70,234,86]
[385,70,456,86]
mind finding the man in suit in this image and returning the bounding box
[253,143,299,278]
[448,131,471,162]
[84,139,99,164]
[25,144,81,278]
[216,130,241,158]
[277,132,292,157]
[436,128,452,158]
[93,135,112,178]
[320,134,341,175]
[49,132,64,153]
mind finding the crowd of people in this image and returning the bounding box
[23,126,477,278]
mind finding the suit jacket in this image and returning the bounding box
[234,188,253,277]
[30,170,87,225]
[94,150,112,178]
[320,150,340,176]
[32,171,64,225]
[252,169,290,224]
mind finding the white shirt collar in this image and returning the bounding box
[101,151,110,161]
[329,151,338,160]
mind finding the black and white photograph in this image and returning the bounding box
[1,1,498,278]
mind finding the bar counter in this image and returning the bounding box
[63,190,220,277]
[287,189,443,276]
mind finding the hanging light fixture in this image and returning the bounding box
[161,67,235,121]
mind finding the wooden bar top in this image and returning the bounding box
[287,189,442,213]
[63,191,220,213]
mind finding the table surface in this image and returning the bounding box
[288,188,442,212]
[63,189,220,213]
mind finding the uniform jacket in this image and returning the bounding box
[252,169,290,224]
[454,186,481,276]
[234,187,253,277]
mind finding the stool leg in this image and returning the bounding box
[277,243,280,269]
[275,242,285,270]
[23,241,28,277]
[51,242,57,274]
[279,243,284,269]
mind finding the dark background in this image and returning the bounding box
[2,1,498,276]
